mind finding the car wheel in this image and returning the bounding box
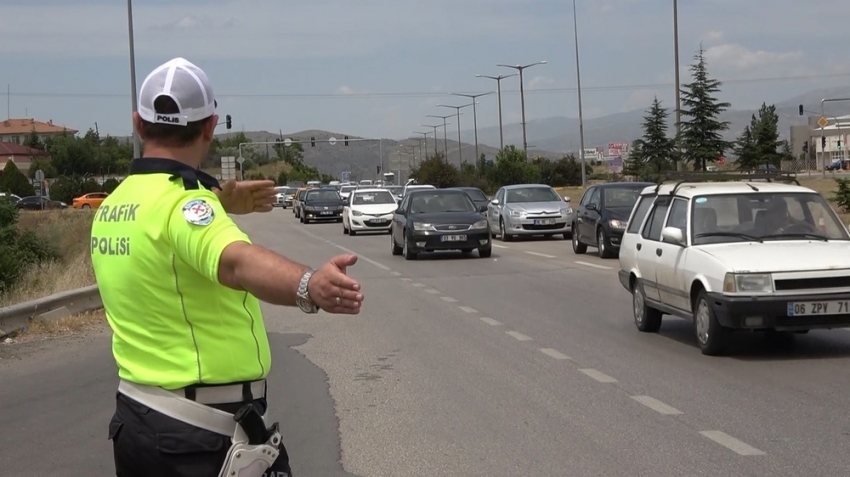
[694,289,729,356]
[350,228,357,236]
[633,279,662,332]
[597,227,614,259]
[343,222,349,234]
[403,234,417,260]
[390,228,403,256]
[82,204,90,209]
[499,220,513,242]
[572,225,587,254]
[478,246,492,258]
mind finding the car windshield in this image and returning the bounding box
[506,187,560,203]
[462,189,487,201]
[691,192,849,244]
[603,187,642,208]
[410,193,475,214]
[306,190,340,201]
[353,191,395,205]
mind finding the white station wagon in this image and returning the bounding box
[618,173,850,355]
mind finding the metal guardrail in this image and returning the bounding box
[0,285,102,338]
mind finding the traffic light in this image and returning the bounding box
[311,136,315,147]
[798,104,804,116]
[226,114,232,129]
[376,165,381,174]
[822,136,827,149]
[802,140,808,154]
[344,135,349,146]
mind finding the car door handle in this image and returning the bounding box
[636,243,642,251]
[656,248,662,257]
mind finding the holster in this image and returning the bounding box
[218,402,288,477]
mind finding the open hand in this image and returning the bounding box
[215,179,276,215]
[307,254,363,314]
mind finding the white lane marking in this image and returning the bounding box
[631,396,683,415]
[539,348,571,360]
[505,331,533,341]
[575,261,612,270]
[411,283,426,287]
[480,317,502,326]
[492,244,509,249]
[424,289,440,294]
[526,251,556,258]
[292,226,392,271]
[578,369,617,383]
[400,278,412,282]
[699,431,766,456]
[440,296,458,303]
[458,306,478,313]
[392,272,402,276]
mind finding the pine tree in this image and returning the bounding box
[679,48,732,171]
[733,124,759,171]
[751,103,782,167]
[639,97,675,173]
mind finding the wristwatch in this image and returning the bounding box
[296,269,319,314]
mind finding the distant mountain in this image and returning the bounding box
[466,86,850,154]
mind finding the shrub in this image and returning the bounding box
[0,200,59,294]
[0,161,36,197]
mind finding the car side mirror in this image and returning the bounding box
[585,203,597,211]
[563,196,571,203]
[661,226,685,246]
[478,204,488,212]
[490,198,499,205]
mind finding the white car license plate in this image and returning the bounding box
[533,219,555,225]
[441,235,466,242]
[787,301,850,316]
[321,211,333,215]
[370,219,388,224]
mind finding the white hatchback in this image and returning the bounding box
[342,188,398,235]
[618,175,850,355]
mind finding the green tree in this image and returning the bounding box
[486,145,533,187]
[0,200,59,294]
[101,178,121,193]
[638,97,675,173]
[733,124,759,171]
[679,48,732,171]
[0,161,35,197]
[410,155,459,188]
[750,103,782,167]
[24,130,44,150]
[277,170,290,185]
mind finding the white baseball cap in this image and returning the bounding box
[138,57,217,126]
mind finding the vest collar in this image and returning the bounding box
[128,158,221,191]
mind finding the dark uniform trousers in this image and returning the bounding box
[109,391,293,477]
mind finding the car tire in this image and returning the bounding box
[82,204,90,209]
[350,229,357,236]
[343,222,349,235]
[478,246,492,258]
[694,289,729,356]
[390,228,403,256]
[572,225,587,254]
[597,227,614,259]
[499,220,513,242]
[633,279,662,333]
[403,234,417,260]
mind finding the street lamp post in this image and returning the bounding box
[475,73,516,150]
[127,0,140,159]
[411,131,431,160]
[571,0,587,186]
[673,0,682,171]
[497,61,547,158]
[419,124,443,157]
[437,103,473,166]
[449,92,494,165]
[427,113,457,161]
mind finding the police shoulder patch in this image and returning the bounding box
[182,199,215,226]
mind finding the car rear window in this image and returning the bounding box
[627,195,655,234]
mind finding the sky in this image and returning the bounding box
[1,0,850,143]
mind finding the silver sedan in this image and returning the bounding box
[486,184,572,241]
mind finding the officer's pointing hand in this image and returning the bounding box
[215,179,276,215]
[307,254,363,314]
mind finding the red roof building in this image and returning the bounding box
[0,141,50,171]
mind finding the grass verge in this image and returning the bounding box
[1,208,100,335]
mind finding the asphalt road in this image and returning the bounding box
[3,206,850,476]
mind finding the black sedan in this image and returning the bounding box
[300,189,345,223]
[390,189,492,260]
[449,186,489,212]
[572,182,653,258]
[15,195,68,211]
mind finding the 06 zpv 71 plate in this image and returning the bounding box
[787,301,850,316]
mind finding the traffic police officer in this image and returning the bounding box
[92,57,364,477]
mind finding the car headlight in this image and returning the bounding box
[351,210,363,216]
[723,273,773,293]
[609,219,626,230]
[471,219,487,229]
[560,207,571,215]
[413,222,433,231]
[336,205,344,211]
[509,209,526,218]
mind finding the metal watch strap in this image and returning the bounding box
[297,269,319,314]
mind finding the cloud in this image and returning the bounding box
[337,86,355,95]
[704,30,724,44]
[703,43,802,71]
